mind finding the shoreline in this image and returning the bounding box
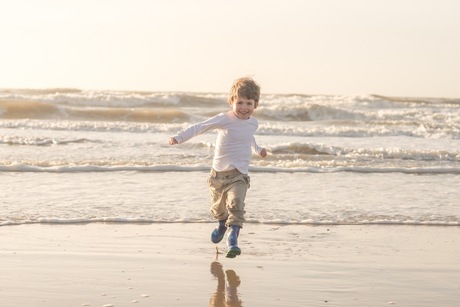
[1,223,459,306]
[3,221,460,227]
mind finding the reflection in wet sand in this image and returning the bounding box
[209,261,242,307]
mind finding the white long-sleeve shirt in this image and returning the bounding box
[172,111,263,174]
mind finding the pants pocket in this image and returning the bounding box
[243,175,250,189]
[207,176,215,188]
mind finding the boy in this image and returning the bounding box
[169,77,267,258]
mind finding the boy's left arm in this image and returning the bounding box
[251,136,267,157]
[259,148,267,157]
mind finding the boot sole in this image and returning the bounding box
[226,247,241,258]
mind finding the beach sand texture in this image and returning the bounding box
[1,223,458,306]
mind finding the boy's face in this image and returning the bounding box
[231,96,256,120]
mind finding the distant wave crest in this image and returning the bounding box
[0,100,188,123]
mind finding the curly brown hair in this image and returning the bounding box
[228,77,261,108]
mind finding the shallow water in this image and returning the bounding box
[2,171,458,226]
[1,89,459,226]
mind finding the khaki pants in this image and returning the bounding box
[207,169,250,228]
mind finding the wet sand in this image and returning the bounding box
[0,223,459,306]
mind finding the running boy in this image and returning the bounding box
[169,77,267,258]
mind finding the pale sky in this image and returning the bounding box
[1,0,459,97]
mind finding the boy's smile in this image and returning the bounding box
[231,96,256,120]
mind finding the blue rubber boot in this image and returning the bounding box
[226,225,241,258]
[211,219,227,243]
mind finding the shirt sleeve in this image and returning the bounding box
[172,113,224,144]
[251,136,263,155]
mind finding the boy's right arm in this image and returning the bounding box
[169,137,178,145]
[168,113,223,145]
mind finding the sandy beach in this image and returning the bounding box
[0,223,458,306]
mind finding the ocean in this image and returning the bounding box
[1,88,459,227]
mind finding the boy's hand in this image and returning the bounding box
[260,148,267,157]
[169,137,178,145]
